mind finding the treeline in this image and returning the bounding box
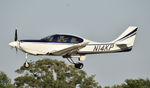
[104,78,150,88]
[0,58,150,88]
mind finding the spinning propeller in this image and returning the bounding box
[15,29,18,41]
[15,29,18,52]
[9,29,19,53]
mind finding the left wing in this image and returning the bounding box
[51,42,89,56]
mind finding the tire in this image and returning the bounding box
[74,63,84,69]
[24,61,30,68]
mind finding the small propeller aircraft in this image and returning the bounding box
[9,26,137,69]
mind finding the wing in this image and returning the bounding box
[51,42,89,56]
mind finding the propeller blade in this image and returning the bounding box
[16,48,18,53]
[15,29,18,41]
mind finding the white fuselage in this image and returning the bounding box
[9,39,124,56]
[9,26,137,57]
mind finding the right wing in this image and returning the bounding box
[51,42,89,56]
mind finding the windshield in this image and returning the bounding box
[41,35,54,41]
[56,35,68,43]
[41,34,83,43]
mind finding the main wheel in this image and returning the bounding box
[24,61,30,68]
[74,63,84,69]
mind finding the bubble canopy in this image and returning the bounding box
[41,34,84,43]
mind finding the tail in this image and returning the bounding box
[112,26,138,51]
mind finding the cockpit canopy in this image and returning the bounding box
[41,34,83,43]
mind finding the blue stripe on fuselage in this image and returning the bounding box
[117,28,137,41]
[20,40,46,42]
[20,40,80,44]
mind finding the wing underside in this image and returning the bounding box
[51,42,89,56]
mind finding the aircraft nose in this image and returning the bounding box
[9,41,17,47]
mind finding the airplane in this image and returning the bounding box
[9,26,137,69]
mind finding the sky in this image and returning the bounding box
[0,0,150,87]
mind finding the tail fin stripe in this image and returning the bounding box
[116,28,137,41]
[117,33,136,42]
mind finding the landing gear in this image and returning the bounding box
[67,58,84,69]
[24,60,29,68]
[74,63,84,69]
[24,53,30,68]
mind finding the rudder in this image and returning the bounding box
[112,26,138,49]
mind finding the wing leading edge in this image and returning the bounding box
[51,42,89,56]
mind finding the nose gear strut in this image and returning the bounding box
[24,53,30,68]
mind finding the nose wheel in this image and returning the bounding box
[24,60,30,68]
[24,53,30,68]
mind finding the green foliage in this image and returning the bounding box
[14,58,101,88]
[108,78,150,88]
[0,71,15,88]
[104,86,110,88]
[1,58,150,88]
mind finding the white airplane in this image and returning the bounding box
[9,26,137,69]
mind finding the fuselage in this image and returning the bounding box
[9,39,127,56]
[9,28,136,57]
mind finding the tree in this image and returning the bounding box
[14,58,101,88]
[108,78,150,88]
[0,71,15,88]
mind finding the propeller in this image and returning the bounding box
[15,29,18,41]
[9,29,19,53]
[15,47,18,53]
[14,29,19,52]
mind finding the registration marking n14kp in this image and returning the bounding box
[93,44,114,51]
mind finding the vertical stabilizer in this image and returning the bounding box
[112,26,138,49]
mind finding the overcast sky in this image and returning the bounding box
[0,0,150,87]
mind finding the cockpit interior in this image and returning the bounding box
[41,34,83,43]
